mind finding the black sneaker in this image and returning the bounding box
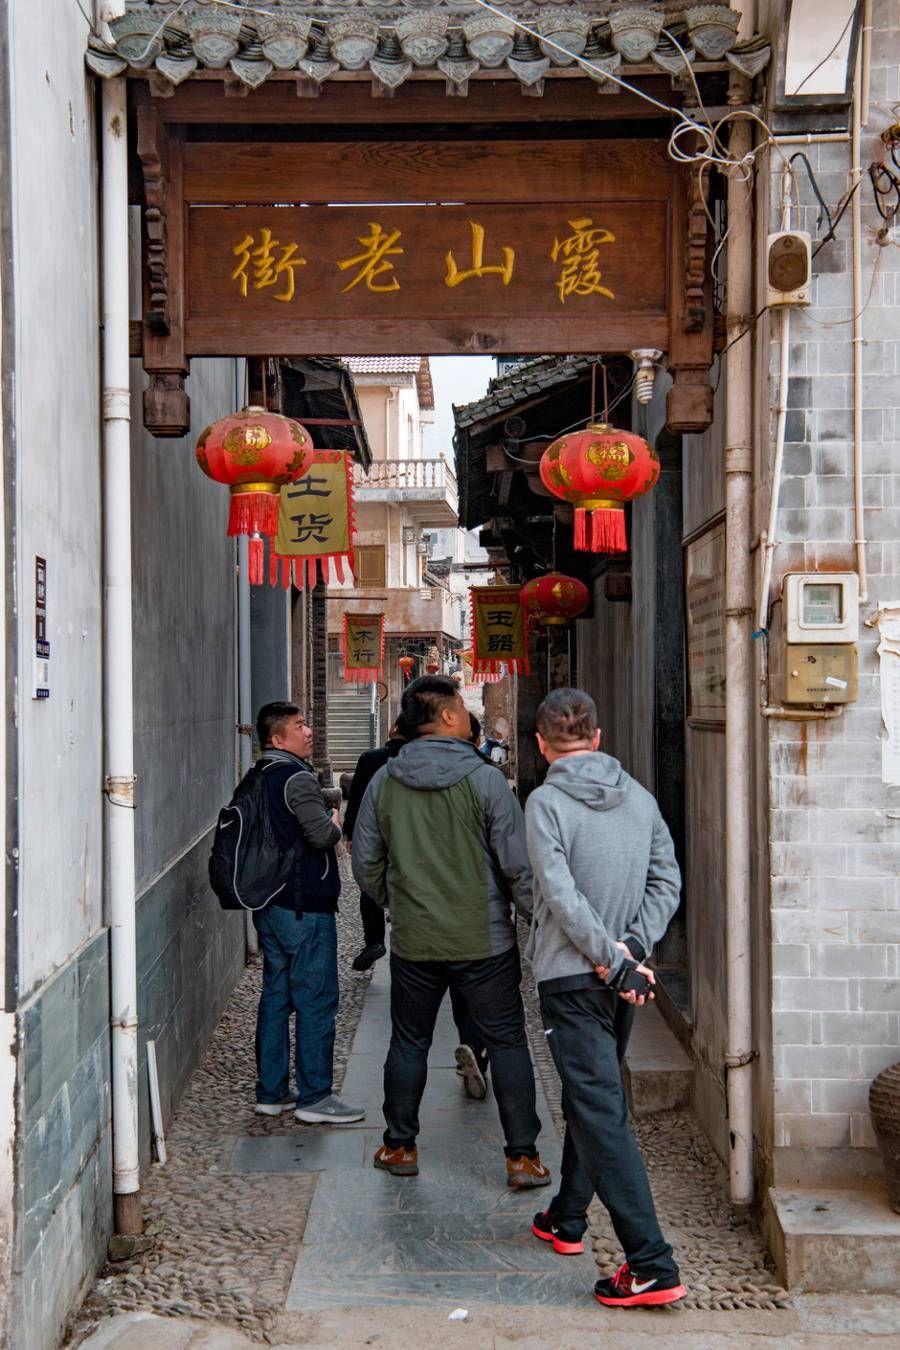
[594,1262,687,1307]
[352,942,386,972]
[455,1045,488,1100]
[531,1210,585,1255]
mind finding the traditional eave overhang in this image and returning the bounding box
[454,353,608,528]
[282,356,373,467]
[87,2,770,99]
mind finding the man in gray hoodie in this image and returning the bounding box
[524,687,686,1308]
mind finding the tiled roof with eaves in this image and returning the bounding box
[86,3,770,98]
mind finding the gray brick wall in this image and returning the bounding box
[766,0,900,1175]
[13,933,111,1350]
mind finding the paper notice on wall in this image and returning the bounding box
[865,604,900,785]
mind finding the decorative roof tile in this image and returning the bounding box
[86,2,769,95]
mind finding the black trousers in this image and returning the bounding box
[448,984,487,1063]
[384,946,541,1155]
[359,892,386,948]
[538,983,679,1281]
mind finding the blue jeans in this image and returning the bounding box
[253,907,338,1108]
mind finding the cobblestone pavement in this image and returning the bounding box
[72,856,372,1345]
[518,948,791,1314]
[73,864,787,1346]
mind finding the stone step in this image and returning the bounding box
[622,1002,694,1117]
[765,1185,900,1292]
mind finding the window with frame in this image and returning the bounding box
[353,545,386,588]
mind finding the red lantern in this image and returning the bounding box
[519,572,589,626]
[539,422,659,553]
[398,654,415,684]
[425,662,439,673]
[196,406,314,582]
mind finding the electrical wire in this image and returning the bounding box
[802,245,884,328]
[811,178,862,257]
[499,372,638,463]
[789,153,833,235]
[72,0,93,29]
[106,0,191,60]
[789,8,857,98]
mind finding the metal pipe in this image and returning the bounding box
[101,67,142,1234]
[773,133,849,145]
[761,706,844,721]
[757,165,795,633]
[724,72,756,1209]
[851,36,868,602]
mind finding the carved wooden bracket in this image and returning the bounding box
[683,167,711,335]
[134,86,190,438]
[666,162,715,434]
[136,98,170,336]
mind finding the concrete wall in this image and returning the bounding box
[762,3,900,1187]
[6,3,106,1343]
[11,0,103,1003]
[681,379,730,1159]
[131,356,246,1163]
[3,3,247,1338]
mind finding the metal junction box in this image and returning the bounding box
[783,644,858,705]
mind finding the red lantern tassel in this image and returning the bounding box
[574,506,627,554]
[228,490,280,539]
[248,535,264,585]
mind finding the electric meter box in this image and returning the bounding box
[783,572,859,644]
[783,644,858,705]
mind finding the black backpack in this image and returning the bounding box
[209,761,296,911]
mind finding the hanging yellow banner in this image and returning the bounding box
[343,612,385,685]
[272,449,356,588]
[460,648,502,686]
[470,586,529,676]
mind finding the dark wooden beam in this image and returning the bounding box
[139,72,687,127]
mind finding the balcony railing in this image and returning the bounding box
[353,455,458,495]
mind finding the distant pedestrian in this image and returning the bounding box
[343,721,407,971]
[352,675,550,1187]
[252,701,364,1125]
[524,687,686,1307]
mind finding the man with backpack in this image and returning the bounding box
[249,701,364,1124]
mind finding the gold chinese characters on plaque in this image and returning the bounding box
[187,203,668,334]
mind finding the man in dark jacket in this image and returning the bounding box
[352,676,550,1187]
[343,723,407,971]
[525,687,685,1307]
[253,701,364,1125]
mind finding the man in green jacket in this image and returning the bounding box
[351,675,551,1188]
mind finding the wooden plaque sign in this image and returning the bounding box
[186,201,669,358]
[133,86,714,436]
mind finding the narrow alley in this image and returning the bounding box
[71,860,813,1349]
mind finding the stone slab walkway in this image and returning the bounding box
[279,960,596,1310]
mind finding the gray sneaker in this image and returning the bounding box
[255,1099,294,1116]
[294,1093,365,1124]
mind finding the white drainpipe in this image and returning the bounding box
[100,59,142,1232]
[724,74,756,1207]
[850,34,868,603]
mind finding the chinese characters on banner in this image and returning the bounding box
[272,450,356,589]
[343,613,385,685]
[470,586,530,678]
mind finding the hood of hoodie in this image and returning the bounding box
[543,750,628,811]
[387,736,486,790]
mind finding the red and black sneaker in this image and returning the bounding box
[594,1262,687,1307]
[531,1210,585,1255]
